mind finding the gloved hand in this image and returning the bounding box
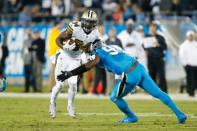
[57,71,73,82]
[63,40,76,51]
[87,54,96,61]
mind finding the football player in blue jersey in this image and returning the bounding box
[57,44,187,124]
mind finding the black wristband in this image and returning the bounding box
[70,64,89,76]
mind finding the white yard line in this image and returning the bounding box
[62,112,197,118]
[0,93,197,101]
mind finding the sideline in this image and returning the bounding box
[0,93,197,101]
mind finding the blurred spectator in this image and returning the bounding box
[21,29,36,92]
[118,19,140,58]
[6,0,21,13]
[138,0,152,12]
[106,28,123,48]
[41,0,52,15]
[0,29,9,76]
[179,17,196,42]
[31,5,42,22]
[150,0,161,16]
[63,0,73,16]
[123,0,134,21]
[135,25,145,45]
[112,4,124,23]
[29,30,45,92]
[18,6,31,25]
[102,0,118,21]
[179,31,197,97]
[51,0,64,16]
[144,22,168,93]
[81,0,103,9]
[171,0,182,15]
[135,25,147,70]
[0,0,3,13]
[105,28,123,93]
[31,5,40,16]
[82,0,93,8]
[93,25,107,95]
[20,0,41,7]
[133,4,145,24]
[181,0,197,11]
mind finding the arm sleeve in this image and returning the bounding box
[70,55,100,76]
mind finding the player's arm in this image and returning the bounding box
[55,24,73,49]
[57,55,100,82]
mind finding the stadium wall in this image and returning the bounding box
[0,24,181,81]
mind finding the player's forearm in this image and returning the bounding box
[70,56,100,76]
[57,61,96,82]
[69,64,90,76]
[56,35,65,49]
[56,31,72,49]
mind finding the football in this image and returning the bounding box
[63,39,75,45]
[63,39,79,51]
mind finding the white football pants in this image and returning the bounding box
[50,50,81,108]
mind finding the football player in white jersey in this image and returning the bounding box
[49,10,101,118]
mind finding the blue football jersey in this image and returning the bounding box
[94,45,137,75]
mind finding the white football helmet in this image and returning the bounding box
[81,10,98,33]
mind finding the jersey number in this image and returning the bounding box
[102,46,118,55]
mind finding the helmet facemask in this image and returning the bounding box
[81,18,97,34]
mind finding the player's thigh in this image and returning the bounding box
[67,75,78,86]
[67,58,81,70]
[120,64,143,96]
[110,79,135,100]
[139,71,162,97]
[67,59,81,85]
[54,52,69,82]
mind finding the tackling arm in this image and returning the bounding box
[57,55,100,82]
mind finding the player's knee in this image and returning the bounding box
[52,83,63,91]
[110,80,122,102]
[68,84,77,93]
[68,80,77,86]
[110,93,116,102]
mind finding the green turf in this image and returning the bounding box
[0,98,196,131]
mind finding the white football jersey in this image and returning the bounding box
[63,21,100,59]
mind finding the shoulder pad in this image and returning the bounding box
[69,21,81,29]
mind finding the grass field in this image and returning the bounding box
[0,96,197,131]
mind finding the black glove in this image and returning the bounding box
[57,71,73,82]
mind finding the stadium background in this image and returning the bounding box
[0,0,197,90]
[0,0,197,131]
